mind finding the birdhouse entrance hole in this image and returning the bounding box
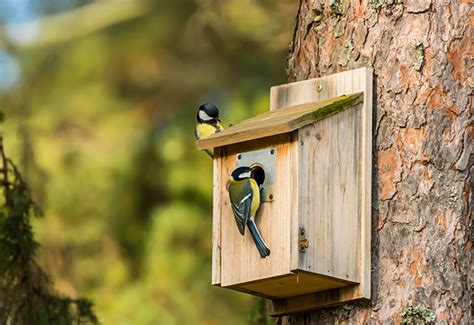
[235,147,276,202]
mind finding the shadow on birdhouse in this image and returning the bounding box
[196,68,373,316]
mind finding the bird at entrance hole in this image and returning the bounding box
[228,166,270,258]
[194,103,224,158]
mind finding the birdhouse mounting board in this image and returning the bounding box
[268,67,372,315]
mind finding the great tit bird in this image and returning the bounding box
[228,166,271,258]
[194,103,224,158]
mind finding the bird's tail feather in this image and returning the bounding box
[247,219,270,258]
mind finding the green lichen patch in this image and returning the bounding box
[400,305,436,324]
[305,6,324,29]
[370,0,384,12]
[408,41,425,71]
[289,93,363,129]
[370,0,404,17]
[329,0,344,17]
[337,40,353,67]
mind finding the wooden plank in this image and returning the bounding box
[234,271,354,299]
[211,147,222,285]
[270,68,367,112]
[219,135,295,287]
[268,285,362,316]
[289,132,300,272]
[270,67,373,313]
[360,69,373,300]
[297,105,361,283]
[197,93,363,150]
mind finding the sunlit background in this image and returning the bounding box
[0,0,297,323]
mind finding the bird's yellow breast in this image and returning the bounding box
[196,123,218,139]
[249,179,260,216]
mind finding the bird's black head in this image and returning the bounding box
[231,166,252,181]
[197,103,221,123]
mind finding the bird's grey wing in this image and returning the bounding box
[231,191,252,236]
[231,202,245,235]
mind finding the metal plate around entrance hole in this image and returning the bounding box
[235,147,276,202]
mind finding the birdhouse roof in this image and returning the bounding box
[196,92,363,150]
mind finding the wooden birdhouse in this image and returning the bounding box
[197,68,373,315]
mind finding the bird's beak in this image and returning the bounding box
[217,117,221,122]
[226,180,230,192]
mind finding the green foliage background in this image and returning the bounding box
[0,0,296,323]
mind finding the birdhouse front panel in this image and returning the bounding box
[214,134,298,288]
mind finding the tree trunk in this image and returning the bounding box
[282,1,472,323]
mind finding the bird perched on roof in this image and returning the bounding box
[194,103,224,158]
[228,166,270,258]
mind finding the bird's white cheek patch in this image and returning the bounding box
[240,171,251,178]
[199,110,213,121]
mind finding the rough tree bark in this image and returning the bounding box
[281,1,472,323]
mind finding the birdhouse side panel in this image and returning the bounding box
[212,147,223,286]
[297,104,362,283]
[217,134,298,287]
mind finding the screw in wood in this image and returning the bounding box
[298,228,309,252]
[317,83,323,92]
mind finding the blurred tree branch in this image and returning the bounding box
[1,0,148,49]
